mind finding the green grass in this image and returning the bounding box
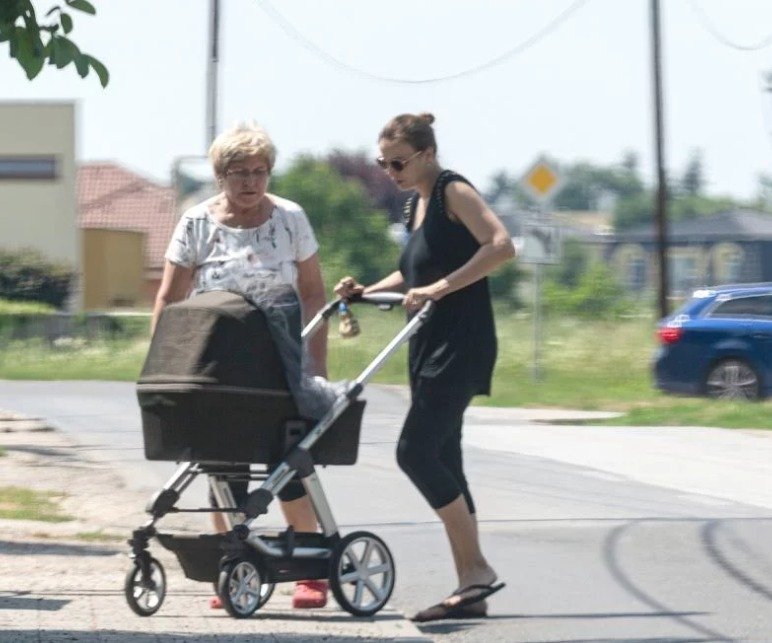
[73,530,124,543]
[0,337,150,380]
[1,307,771,429]
[0,486,73,522]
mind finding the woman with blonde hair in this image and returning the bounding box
[153,121,330,609]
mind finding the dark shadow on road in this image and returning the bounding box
[0,539,120,557]
[0,632,398,642]
[0,592,69,611]
[524,638,724,643]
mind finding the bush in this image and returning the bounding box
[544,263,629,319]
[0,248,75,309]
[489,260,525,308]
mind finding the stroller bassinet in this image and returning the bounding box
[125,289,434,619]
[137,290,364,465]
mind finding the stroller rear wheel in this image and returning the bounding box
[330,531,395,616]
[218,559,264,618]
[125,556,166,616]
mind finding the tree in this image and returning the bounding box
[1,0,108,86]
[326,150,408,223]
[680,150,704,196]
[270,156,400,288]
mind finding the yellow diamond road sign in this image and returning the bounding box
[522,160,561,203]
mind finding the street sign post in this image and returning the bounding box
[519,158,562,381]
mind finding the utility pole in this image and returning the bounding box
[651,0,669,319]
[205,0,220,149]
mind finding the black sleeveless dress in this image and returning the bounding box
[399,170,497,397]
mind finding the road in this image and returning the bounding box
[0,380,770,642]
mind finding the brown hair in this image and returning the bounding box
[378,112,437,153]
[209,120,277,178]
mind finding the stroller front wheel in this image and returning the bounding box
[330,531,395,617]
[125,556,166,616]
[218,559,264,618]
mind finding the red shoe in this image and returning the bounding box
[292,580,328,608]
[209,595,223,609]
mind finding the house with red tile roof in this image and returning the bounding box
[78,162,178,308]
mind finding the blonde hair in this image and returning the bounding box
[378,112,437,152]
[208,121,277,178]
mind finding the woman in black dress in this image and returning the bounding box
[335,113,515,622]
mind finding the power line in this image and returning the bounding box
[256,0,591,85]
[686,0,772,51]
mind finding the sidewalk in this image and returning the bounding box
[463,406,772,510]
[0,415,429,642]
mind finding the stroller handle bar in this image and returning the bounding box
[301,291,430,340]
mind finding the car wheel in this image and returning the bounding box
[705,359,760,400]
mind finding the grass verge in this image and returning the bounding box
[1,308,771,429]
[0,486,73,522]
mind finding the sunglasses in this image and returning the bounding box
[376,150,422,172]
[225,168,270,182]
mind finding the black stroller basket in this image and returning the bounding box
[125,289,434,619]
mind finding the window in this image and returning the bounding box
[0,156,58,180]
[709,295,772,319]
[669,255,699,295]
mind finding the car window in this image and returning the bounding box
[708,295,772,319]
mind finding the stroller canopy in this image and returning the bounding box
[140,290,288,391]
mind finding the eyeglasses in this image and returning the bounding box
[376,150,422,172]
[225,168,270,182]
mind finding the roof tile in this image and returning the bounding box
[78,163,178,270]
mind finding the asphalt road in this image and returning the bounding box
[1,380,770,642]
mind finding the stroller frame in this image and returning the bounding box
[125,293,433,618]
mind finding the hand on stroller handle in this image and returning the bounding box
[302,292,435,341]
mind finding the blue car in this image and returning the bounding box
[654,283,772,399]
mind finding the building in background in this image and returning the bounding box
[0,101,79,308]
[607,210,772,296]
[78,163,177,309]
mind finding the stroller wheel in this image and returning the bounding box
[218,559,264,618]
[125,557,166,616]
[329,531,395,617]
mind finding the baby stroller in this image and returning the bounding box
[124,289,433,619]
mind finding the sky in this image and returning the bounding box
[5,0,772,201]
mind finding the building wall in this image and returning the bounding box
[82,229,145,310]
[0,102,79,306]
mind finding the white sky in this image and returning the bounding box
[5,0,772,200]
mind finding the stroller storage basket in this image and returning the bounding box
[157,533,225,582]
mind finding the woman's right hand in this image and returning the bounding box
[334,276,365,299]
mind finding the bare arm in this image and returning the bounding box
[334,270,405,299]
[151,260,194,335]
[408,182,515,308]
[363,270,405,294]
[297,253,328,378]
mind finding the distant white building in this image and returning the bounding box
[0,101,80,308]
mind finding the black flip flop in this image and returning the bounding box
[411,582,506,622]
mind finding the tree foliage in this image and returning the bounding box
[0,0,108,86]
[544,262,629,319]
[326,150,408,223]
[271,156,400,289]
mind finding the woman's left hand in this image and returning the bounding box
[403,285,440,313]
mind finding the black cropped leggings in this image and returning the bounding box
[396,380,475,514]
